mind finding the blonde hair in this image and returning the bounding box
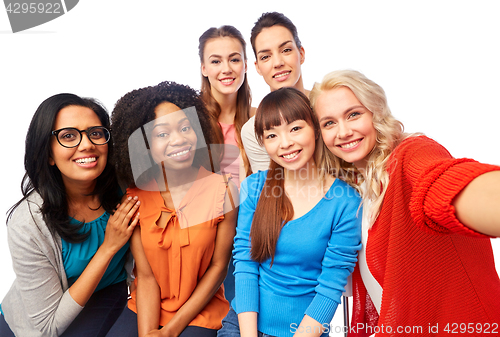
[310,69,409,223]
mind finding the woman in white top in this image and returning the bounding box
[241,11,309,173]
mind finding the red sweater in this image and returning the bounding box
[350,136,500,336]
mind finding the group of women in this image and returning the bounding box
[1,11,500,337]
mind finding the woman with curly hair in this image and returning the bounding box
[310,69,500,336]
[199,24,252,187]
[108,81,238,337]
[0,93,139,337]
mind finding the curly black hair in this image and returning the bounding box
[111,81,217,189]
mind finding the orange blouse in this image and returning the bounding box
[127,167,230,329]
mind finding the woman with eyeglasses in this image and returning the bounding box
[0,93,140,337]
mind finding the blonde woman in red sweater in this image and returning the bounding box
[310,69,500,336]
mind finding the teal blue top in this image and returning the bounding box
[62,212,129,292]
[0,211,129,317]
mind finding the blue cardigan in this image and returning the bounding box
[232,171,362,337]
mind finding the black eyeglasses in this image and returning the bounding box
[51,126,111,148]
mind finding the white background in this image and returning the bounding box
[1,1,499,334]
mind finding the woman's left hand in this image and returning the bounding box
[102,196,140,254]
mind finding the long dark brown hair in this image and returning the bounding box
[7,94,121,243]
[250,87,324,264]
[199,25,252,176]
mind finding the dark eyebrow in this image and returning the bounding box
[318,106,365,123]
[279,40,293,49]
[152,117,189,130]
[209,52,242,59]
[257,40,293,55]
[152,122,169,131]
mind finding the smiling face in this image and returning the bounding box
[254,25,305,92]
[50,105,108,189]
[314,87,377,170]
[262,118,316,172]
[201,37,247,101]
[150,102,198,172]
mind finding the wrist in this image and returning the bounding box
[159,326,178,337]
[95,242,117,261]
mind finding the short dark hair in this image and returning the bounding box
[250,12,302,58]
[111,81,215,188]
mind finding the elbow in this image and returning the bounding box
[135,273,157,286]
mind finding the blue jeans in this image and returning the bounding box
[106,307,218,337]
[223,256,235,302]
[0,313,15,337]
[0,281,127,337]
[217,308,275,337]
[61,280,128,337]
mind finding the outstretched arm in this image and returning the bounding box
[453,171,500,236]
[393,136,500,237]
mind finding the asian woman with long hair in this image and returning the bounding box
[219,87,361,337]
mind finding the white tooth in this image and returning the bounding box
[275,72,290,78]
[170,150,189,157]
[76,157,96,164]
[283,151,298,159]
[341,140,360,149]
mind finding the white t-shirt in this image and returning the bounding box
[240,116,270,173]
[358,185,383,313]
